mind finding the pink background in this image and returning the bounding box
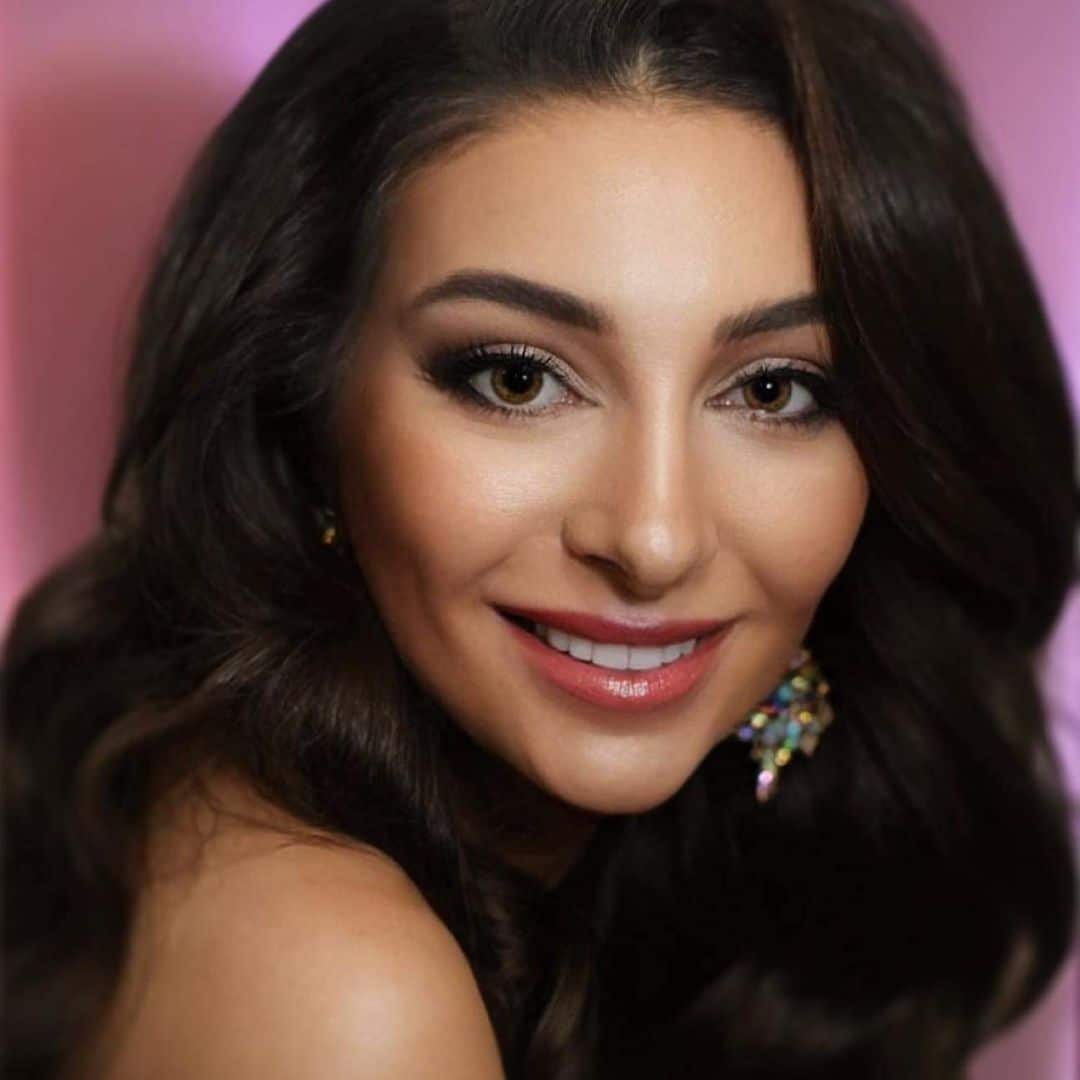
[3,2,1078,1074]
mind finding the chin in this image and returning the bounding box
[542,768,692,818]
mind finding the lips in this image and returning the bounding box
[494,605,729,647]
[497,607,734,712]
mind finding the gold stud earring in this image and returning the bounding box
[315,506,341,549]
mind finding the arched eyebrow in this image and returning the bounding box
[403,269,824,345]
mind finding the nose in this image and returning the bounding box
[561,406,719,597]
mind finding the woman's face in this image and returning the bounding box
[336,100,869,819]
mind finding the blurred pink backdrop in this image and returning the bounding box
[3,2,1078,1076]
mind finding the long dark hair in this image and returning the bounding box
[5,1,1077,1077]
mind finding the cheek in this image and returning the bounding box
[723,432,868,609]
[337,406,551,604]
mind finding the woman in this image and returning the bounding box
[4,0,1077,1077]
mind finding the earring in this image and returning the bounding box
[734,646,834,804]
[314,505,342,550]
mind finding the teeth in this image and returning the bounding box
[535,623,697,670]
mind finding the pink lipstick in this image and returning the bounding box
[496,605,727,646]
[496,607,734,712]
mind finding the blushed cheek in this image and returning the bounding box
[340,433,459,611]
[338,405,542,627]
[730,439,869,613]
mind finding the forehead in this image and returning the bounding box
[372,100,814,327]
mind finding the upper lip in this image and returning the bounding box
[496,605,731,646]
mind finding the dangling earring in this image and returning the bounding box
[734,646,834,804]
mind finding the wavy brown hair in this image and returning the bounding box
[4,1,1078,1077]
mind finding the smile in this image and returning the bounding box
[497,609,733,713]
[529,620,698,670]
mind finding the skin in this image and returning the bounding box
[335,99,870,887]
[82,767,507,1078]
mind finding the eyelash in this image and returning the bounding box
[419,340,842,431]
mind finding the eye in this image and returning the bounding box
[712,361,840,431]
[418,341,581,421]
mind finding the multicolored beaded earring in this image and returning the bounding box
[734,646,834,804]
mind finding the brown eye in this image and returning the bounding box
[420,341,580,420]
[711,361,837,431]
[742,372,793,412]
[491,361,546,406]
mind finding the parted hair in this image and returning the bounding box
[4,1,1078,1077]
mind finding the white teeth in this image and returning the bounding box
[568,634,592,661]
[534,623,697,670]
[626,645,665,670]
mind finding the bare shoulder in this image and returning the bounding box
[81,769,505,1080]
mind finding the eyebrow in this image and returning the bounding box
[403,269,824,345]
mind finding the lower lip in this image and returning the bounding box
[498,613,733,712]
